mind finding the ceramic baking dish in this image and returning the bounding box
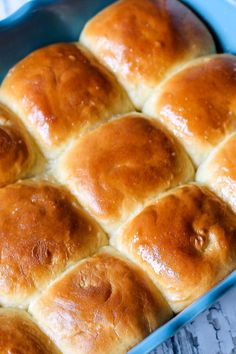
[0,1,236,353]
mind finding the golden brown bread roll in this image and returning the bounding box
[0,103,39,186]
[80,0,215,109]
[0,0,234,351]
[55,113,194,233]
[0,308,60,354]
[0,180,107,308]
[0,43,133,159]
[29,247,172,354]
[144,54,236,165]
[112,184,236,312]
[196,133,236,213]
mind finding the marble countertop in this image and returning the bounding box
[0,0,28,20]
[1,1,236,354]
[152,286,236,354]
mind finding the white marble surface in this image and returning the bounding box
[1,1,236,353]
[0,0,29,20]
[152,286,236,354]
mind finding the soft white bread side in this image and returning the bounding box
[196,133,236,213]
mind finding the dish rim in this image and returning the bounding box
[0,0,58,28]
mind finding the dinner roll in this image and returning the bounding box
[55,113,194,233]
[0,180,106,308]
[0,308,60,354]
[196,133,236,213]
[0,43,133,159]
[29,247,172,354]
[0,103,39,186]
[80,0,215,109]
[113,184,236,312]
[144,54,236,165]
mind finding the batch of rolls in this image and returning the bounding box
[0,0,235,353]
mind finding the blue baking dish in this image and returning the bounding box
[0,1,236,353]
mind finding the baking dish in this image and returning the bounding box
[0,1,236,353]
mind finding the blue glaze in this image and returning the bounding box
[129,271,236,354]
[0,0,235,352]
[0,0,114,81]
[181,0,236,54]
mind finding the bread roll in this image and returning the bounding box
[80,0,215,109]
[0,308,60,354]
[29,247,172,354]
[0,103,38,186]
[55,113,194,233]
[144,54,236,165]
[196,133,236,213]
[113,184,236,312]
[0,180,107,308]
[0,43,133,159]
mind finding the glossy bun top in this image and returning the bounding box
[30,247,172,354]
[1,43,133,158]
[114,184,236,312]
[56,113,194,232]
[0,308,59,354]
[0,180,106,308]
[144,54,236,165]
[0,103,36,186]
[81,0,215,108]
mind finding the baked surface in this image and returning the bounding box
[0,0,235,352]
[81,0,215,108]
[30,247,172,354]
[0,180,106,308]
[55,113,194,232]
[1,43,133,158]
[0,103,38,185]
[113,184,236,312]
[0,308,60,354]
[197,133,236,212]
[144,54,236,165]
